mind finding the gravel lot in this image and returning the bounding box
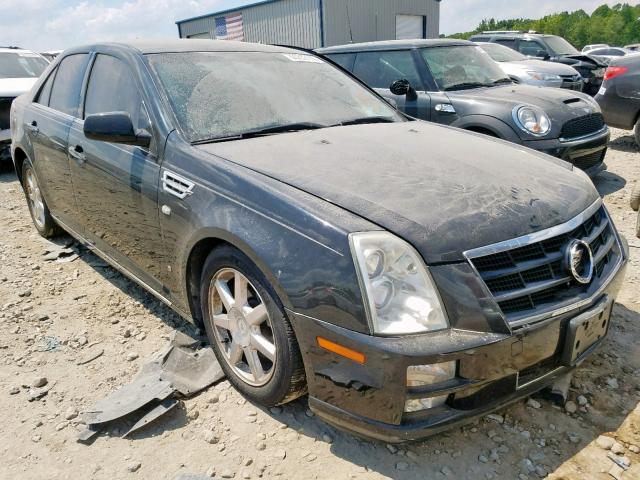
[0,129,639,480]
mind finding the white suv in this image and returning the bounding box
[1,47,49,164]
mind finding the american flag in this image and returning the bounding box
[215,12,244,41]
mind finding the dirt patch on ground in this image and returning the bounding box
[0,129,639,480]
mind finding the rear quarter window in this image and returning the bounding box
[49,54,90,117]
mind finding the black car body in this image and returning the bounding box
[318,39,610,177]
[469,32,608,96]
[10,40,628,443]
[595,54,640,146]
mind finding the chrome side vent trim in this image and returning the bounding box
[162,170,194,199]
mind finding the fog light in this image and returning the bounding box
[404,361,456,412]
[406,361,456,387]
[404,395,448,412]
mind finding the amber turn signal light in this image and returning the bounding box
[316,337,366,364]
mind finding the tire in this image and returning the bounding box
[21,158,63,238]
[200,245,306,406]
[631,183,640,211]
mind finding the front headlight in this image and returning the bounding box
[349,232,449,335]
[513,105,551,136]
[526,71,562,82]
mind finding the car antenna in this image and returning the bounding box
[346,3,353,43]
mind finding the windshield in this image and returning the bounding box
[544,36,579,55]
[0,52,48,79]
[421,45,512,91]
[147,51,403,143]
[479,43,527,62]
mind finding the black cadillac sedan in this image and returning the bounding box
[10,40,628,443]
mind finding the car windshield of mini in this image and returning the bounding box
[420,45,512,91]
[479,43,527,62]
[544,36,579,56]
[147,51,404,144]
[0,52,48,79]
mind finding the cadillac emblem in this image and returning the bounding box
[565,239,594,285]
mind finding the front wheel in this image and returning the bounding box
[200,246,306,406]
[22,159,62,238]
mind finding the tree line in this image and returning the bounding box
[447,3,640,48]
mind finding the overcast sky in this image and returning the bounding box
[0,0,629,52]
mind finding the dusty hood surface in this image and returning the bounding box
[0,77,37,97]
[198,122,599,263]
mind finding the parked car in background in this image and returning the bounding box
[318,39,610,176]
[477,42,583,90]
[0,46,48,164]
[595,54,640,146]
[624,43,640,51]
[10,39,628,443]
[583,44,609,53]
[468,32,608,95]
[586,47,635,64]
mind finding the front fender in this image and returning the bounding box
[451,115,522,144]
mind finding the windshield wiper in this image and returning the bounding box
[337,116,397,126]
[444,82,489,91]
[493,78,514,85]
[191,122,326,145]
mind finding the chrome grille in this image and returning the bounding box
[467,204,619,325]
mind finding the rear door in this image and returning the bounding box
[351,49,431,119]
[25,53,90,229]
[66,53,165,291]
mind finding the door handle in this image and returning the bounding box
[68,145,87,164]
[27,121,39,135]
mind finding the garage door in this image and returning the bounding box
[396,15,425,40]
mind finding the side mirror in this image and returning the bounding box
[536,50,550,60]
[84,112,151,147]
[390,79,418,101]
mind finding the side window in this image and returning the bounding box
[495,39,517,49]
[518,40,546,57]
[326,53,356,72]
[36,68,57,106]
[84,54,145,130]
[352,50,423,90]
[49,54,90,116]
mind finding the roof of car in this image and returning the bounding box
[470,32,555,39]
[316,38,471,54]
[0,47,36,54]
[64,39,299,55]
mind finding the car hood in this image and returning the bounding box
[557,54,608,69]
[446,84,598,138]
[502,59,579,76]
[197,122,598,263]
[0,77,37,97]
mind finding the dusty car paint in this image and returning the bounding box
[10,40,629,442]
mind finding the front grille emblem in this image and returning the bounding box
[565,239,594,285]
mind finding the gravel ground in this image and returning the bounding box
[0,129,639,480]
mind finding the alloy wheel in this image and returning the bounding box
[25,168,45,229]
[207,268,276,387]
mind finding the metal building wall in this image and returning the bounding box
[322,0,440,46]
[177,0,322,48]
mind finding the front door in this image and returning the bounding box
[351,49,431,120]
[67,53,166,291]
[26,54,90,229]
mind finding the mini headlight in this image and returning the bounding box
[350,232,449,335]
[526,71,561,82]
[514,105,551,136]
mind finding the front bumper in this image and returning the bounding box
[289,247,627,443]
[524,127,610,177]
